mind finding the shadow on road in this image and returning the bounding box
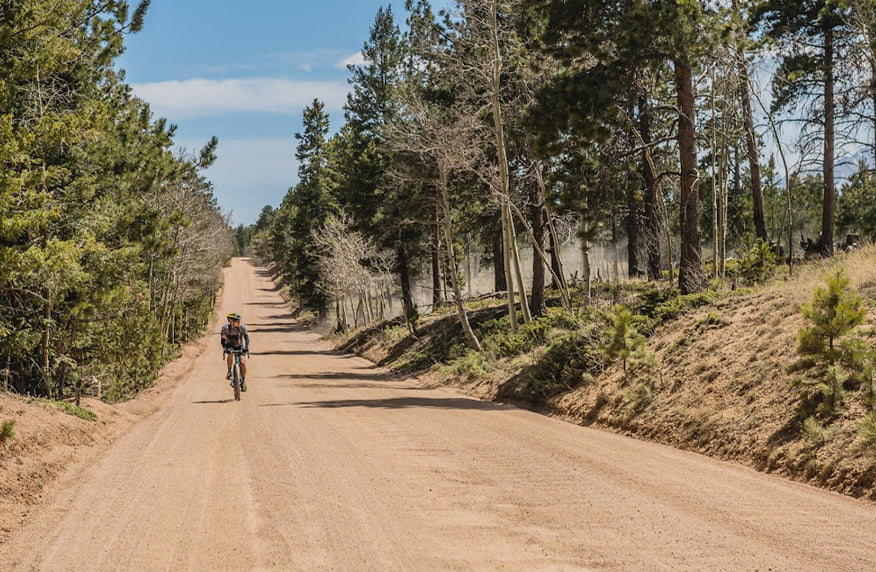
[249,349,338,358]
[292,382,419,390]
[191,399,236,404]
[272,371,402,382]
[247,325,305,334]
[263,396,511,411]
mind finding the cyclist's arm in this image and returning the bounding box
[242,325,250,351]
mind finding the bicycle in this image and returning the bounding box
[225,348,248,401]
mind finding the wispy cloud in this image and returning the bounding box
[130,77,349,118]
[338,51,366,69]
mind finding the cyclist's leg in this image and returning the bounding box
[239,353,247,380]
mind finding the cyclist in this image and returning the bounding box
[221,312,250,391]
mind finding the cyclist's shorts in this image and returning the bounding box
[227,349,247,364]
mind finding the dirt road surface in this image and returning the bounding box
[5,258,876,570]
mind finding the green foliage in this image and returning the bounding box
[603,305,650,379]
[0,419,15,446]
[838,163,876,241]
[798,269,866,368]
[858,412,876,454]
[624,382,654,414]
[0,2,232,399]
[54,400,97,421]
[732,239,777,285]
[270,99,339,315]
[794,268,867,419]
[501,329,605,405]
[634,288,719,332]
[802,416,826,445]
[443,351,490,380]
[696,311,727,330]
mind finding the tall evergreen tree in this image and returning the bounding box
[286,99,339,316]
[339,5,423,326]
[755,0,852,256]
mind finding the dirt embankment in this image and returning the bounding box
[340,246,876,500]
[0,332,210,543]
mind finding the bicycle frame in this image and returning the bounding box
[226,348,246,401]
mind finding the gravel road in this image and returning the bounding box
[6,258,876,570]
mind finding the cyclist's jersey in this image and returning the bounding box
[221,323,249,349]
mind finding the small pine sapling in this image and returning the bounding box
[0,419,14,446]
[604,306,654,382]
[794,268,867,419]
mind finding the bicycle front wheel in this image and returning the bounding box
[232,363,241,401]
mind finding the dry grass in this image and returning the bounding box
[335,245,876,500]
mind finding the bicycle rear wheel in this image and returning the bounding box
[232,363,241,401]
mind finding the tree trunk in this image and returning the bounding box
[488,1,517,332]
[492,213,507,292]
[582,238,592,302]
[509,204,531,324]
[739,57,768,242]
[626,178,641,278]
[529,179,547,317]
[675,59,703,294]
[872,65,876,168]
[397,240,417,327]
[432,202,443,306]
[639,95,662,281]
[501,200,518,332]
[816,21,836,257]
[439,169,481,351]
[711,74,719,279]
[548,224,561,289]
[42,295,53,397]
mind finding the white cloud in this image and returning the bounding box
[206,138,298,187]
[130,77,349,118]
[338,51,366,69]
[175,138,300,225]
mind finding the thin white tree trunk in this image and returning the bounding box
[439,169,481,351]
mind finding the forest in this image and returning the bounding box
[246,0,876,344]
[0,1,233,400]
[5,0,876,406]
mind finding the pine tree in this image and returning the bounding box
[755,0,852,256]
[795,268,867,417]
[285,99,339,316]
[338,5,423,327]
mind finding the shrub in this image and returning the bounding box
[0,419,14,446]
[732,238,777,285]
[802,416,826,445]
[624,382,654,413]
[501,330,604,404]
[444,352,490,380]
[696,311,726,331]
[635,288,718,330]
[858,412,876,453]
[793,268,867,419]
[55,401,97,421]
[480,311,564,358]
[603,305,651,380]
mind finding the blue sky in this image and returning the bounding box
[117,1,450,226]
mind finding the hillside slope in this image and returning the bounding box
[339,246,876,499]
